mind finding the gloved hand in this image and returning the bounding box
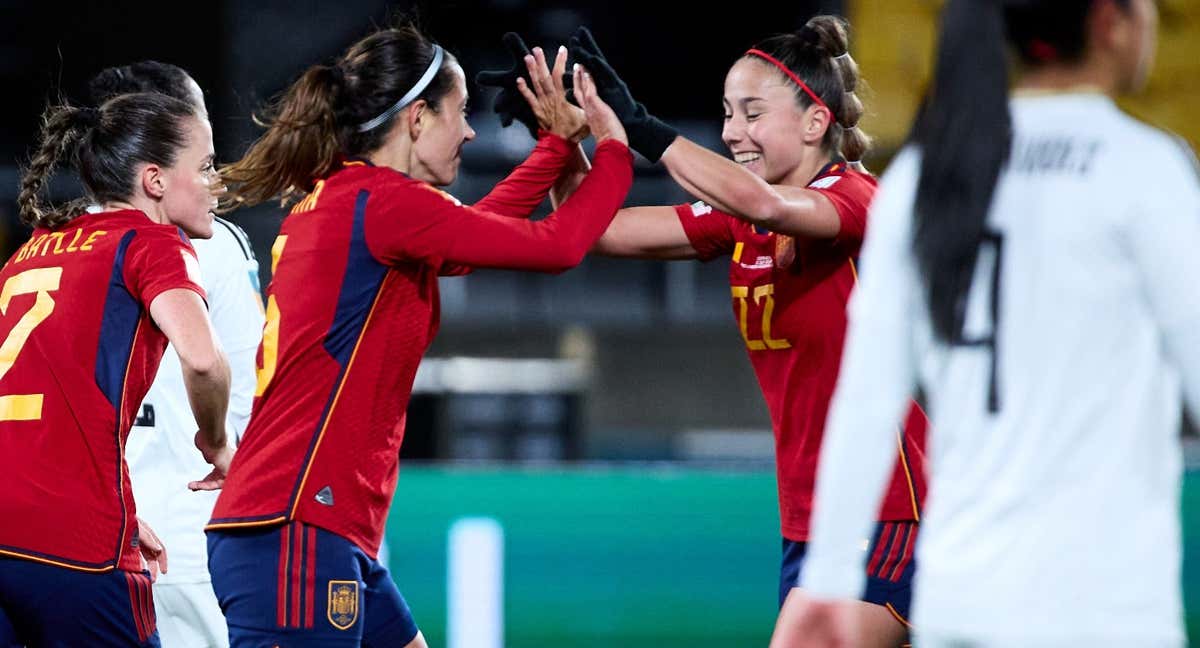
[476,32,576,139]
[567,26,678,162]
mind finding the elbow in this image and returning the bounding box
[182,346,227,380]
[547,249,587,274]
[540,244,588,274]
[747,192,787,230]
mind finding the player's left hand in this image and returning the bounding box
[136,516,168,582]
[477,32,578,140]
[514,45,589,143]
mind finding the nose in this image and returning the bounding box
[722,117,743,150]
[464,121,477,142]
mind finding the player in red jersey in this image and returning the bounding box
[0,92,232,647]
[205,22,631,647]
[491,18,925,647]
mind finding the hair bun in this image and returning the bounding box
[76,106,102,129]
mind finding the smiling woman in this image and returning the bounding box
[498,17,928,648]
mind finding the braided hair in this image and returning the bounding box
[18,93,198,228]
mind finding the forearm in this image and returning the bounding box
[661,138,839,238]
[474,133,573,218]
[444,140,633,272]
[183,350,231,449]
[592,206,699,260]
[550,143,591,210]
[661,138,778,220]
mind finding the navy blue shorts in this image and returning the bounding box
[0,557,160,647]
[208,521,419,647]
[780,520,918,625]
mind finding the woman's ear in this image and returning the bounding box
[406,99,428,141]
[802,104,832,146]
[141,163,166,200]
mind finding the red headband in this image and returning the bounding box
[745,49,829,112]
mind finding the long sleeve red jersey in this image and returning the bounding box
[209,137,632,555]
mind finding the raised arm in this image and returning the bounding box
[474,38,589,218]
[568,27,848,239]
[659,138,843,237]
[370,67,634,274]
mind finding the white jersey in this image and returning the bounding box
[801,94,1200,646]
[127,217,265,584]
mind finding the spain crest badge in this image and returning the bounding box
[327,580,359,630]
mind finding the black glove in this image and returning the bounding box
[568,26,678,162]
[475,32,576,139]
[475,32,540,138]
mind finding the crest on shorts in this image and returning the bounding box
[327,580,359,630]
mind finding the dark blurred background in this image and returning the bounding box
[0,0,1196,463]
[4,3,1200,645]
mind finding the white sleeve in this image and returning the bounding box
[1125,138,1200,416]
[801,149,923,599]
[198,222,265,445]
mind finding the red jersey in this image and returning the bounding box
[209,136,632,555]
[0,210,205,572]
[677,161,928,541]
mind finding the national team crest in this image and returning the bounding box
[327,580,359,630]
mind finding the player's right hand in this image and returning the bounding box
[189,431,233,491]
[573,63,627,147]
[136,516,168,582]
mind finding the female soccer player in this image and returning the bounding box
[796,1,1198,646]
[204,23,631,647]
[88,60,265,648]
[502,17,927,647]
[0,92,232,646]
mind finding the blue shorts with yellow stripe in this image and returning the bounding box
[208,521,418,647]
[781,520,918,625]
[0,556,160,647]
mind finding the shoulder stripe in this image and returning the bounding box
[215,217,254,261]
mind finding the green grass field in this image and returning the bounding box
[386,466,1200,646]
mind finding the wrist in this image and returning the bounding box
[199,433,228,461]
[628,114,678,163]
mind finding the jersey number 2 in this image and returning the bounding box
[0,267,62,421]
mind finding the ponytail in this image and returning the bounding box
[911,0,1012,342]
[219,65,342,209]
[220,21,457,209]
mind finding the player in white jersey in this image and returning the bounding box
[88,62,266,648]
[788,1,1199,647]
[125,217,262,648]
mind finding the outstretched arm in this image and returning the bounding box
[569,27,847,239]
[371,66,635,274]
